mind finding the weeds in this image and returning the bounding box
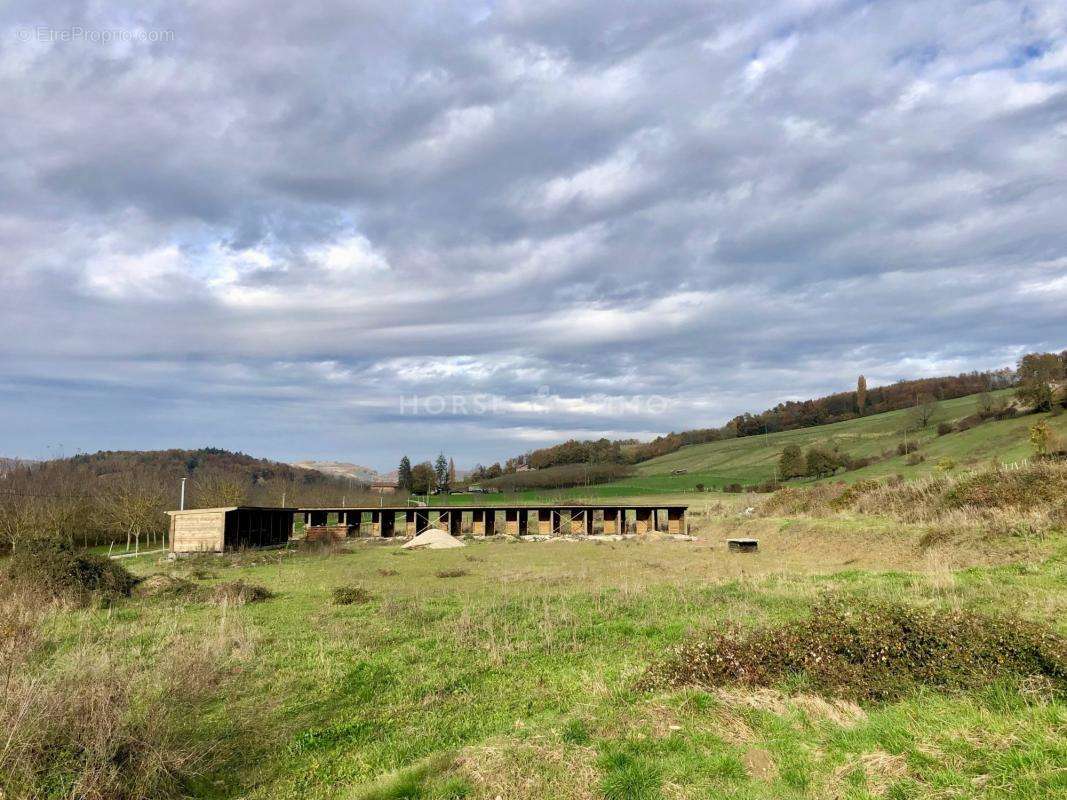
[640,598,1067,700]
[4,537,137,605]
[0,588,244,799]
[435,569,469,579]
[333,584,375,605]
[210,580,273,605]
[764,460,1067,540]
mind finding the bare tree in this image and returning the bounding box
[192,472,247,508]
[95,477,166,552]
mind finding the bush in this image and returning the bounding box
[896,441,919,455]
[333,585,375,605]
[209,580,273,605]
[744,481,780,493]
[434,569,469,579]
[942,461,1067,512]
[761,484,843,516]
[840,455,871,471]
[639,598,1067,700]
[827,479,881,511]
[906,452,925,466]
[723,483,743,493]
[937,422,954,436]
[804,446,839,478]
[4,538,137,605]
[136,573,201,600]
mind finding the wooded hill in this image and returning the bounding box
[0,448,377,551]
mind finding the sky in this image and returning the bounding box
[1,1,1066,471]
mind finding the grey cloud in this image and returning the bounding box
[1,0,1065,468]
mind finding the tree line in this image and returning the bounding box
[771,351,1067,484]
[495,364,1025,475]
[0,448,372,552]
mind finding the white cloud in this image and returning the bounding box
[1,0,1065,467]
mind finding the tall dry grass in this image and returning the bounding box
[762,460,1067,540]
[0,586,254,800]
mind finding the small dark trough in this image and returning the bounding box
[727,538,759,553]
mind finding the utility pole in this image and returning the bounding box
[179,477,187,511]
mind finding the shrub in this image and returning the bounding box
[639,598,1067,701]
[136,573,201,599]
[744,481,780,493]
[804,446,839,478]
[840,455,871,471]
[723,483,743,493]
[906,452,925,466]
[209,580,273,605]
[937,422,953,436]
[4,538,137,605]
[896,441,919,455]
[827,479,881,511]
[761,484,843,516]
[333,585,375,605]
[435,569,469,579]
[942,461,1067,512]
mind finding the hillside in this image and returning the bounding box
[626,389,1064,492]
[458,389,1063,501]
[291,460,384,484]
[0,448,376,550]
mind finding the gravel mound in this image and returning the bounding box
[402,528,466,549]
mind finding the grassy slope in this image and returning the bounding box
[624,390,1067,491]
[92,522,1067,800]
[432,390,1066,504]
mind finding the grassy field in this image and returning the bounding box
[426,392,1066,505]
[11,505,1065,800]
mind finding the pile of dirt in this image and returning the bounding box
[402,528,466,550]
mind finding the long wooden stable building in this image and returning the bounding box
[300,503,689,540]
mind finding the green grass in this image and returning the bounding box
[426,392,1065,504]
[611,391,1067,493]
[23,518,1065,800]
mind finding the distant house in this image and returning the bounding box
[370,481,397,494]
[515,464,531,472]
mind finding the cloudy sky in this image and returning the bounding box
[1,1,1065,469]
